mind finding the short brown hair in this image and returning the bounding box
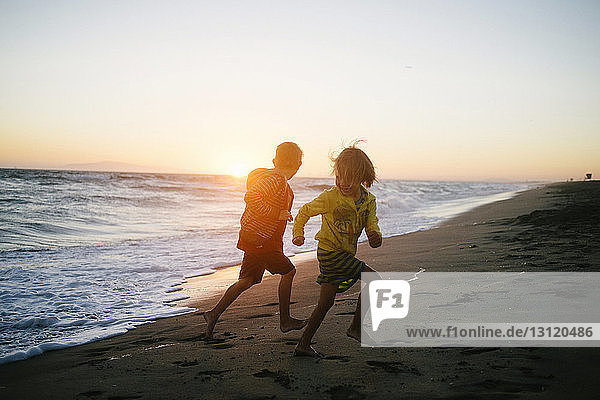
[274,142,303,169]
[331,144,377,188]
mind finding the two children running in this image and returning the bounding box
[203,142,382,357]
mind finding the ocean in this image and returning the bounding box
[0,168,539,363]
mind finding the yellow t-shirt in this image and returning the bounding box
[293,186,381,255]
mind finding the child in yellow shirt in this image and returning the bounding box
[292,145,382,356]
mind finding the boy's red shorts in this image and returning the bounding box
[239,251,295,284]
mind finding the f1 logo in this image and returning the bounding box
[369,280,411,331]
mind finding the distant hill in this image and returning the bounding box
[62,161,167,173]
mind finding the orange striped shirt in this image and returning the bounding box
[238,168,293,252]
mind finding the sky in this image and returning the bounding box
[1,0,598,181]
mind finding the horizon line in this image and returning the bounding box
[0,166,556,184]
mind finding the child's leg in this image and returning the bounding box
[346,294,362,341]
[347,265,380,341]
[278,268,307,332]
[294,282,338,356]
[203,276,255,339]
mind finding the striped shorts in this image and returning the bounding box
[316,248,367,293]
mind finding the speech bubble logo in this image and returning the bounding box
[369,280,411,331]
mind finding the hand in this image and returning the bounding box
[279,210,293,221]
[292,236,305,246]
[367,231,382,248]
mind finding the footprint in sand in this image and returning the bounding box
[259,301,297,307]
[196,370,231,381]
[172,360,199,367]
[325,385,365,400]
[212,343,234,349]
[253,368,292,389]
[245,313,276,319]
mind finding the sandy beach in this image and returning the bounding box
[1,181,599,399]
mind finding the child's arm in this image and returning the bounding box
[292,191,329,246]
[244,175,287,220]
[365,200,382,248]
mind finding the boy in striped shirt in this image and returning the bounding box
[203,142,306,338]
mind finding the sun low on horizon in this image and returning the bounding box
[229,162,250,178]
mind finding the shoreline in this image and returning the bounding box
[0,185,549,365]
[1,181,599,399]
[0,185,532,366]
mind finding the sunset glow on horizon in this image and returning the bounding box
[1,1,599,181]
[229,162,250,179]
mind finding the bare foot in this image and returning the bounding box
[280,317,307,333]
[202,310,217,339]
[346,328,361,342]
[293,345,323,358]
